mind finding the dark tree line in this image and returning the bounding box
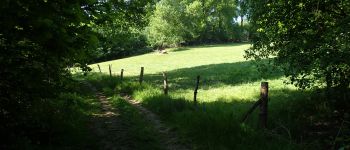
[0,0,100,147]
[0,0,153,147]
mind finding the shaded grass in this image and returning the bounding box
[120,82,334,149]
[9,80,102,150]
[78,73,164,150]
[108,96,164,150]
[79,72,348,149]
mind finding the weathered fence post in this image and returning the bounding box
[109,64,112,77]
[97,64,101,73]
[162,72,168,95]
[120,69,124,81]
[139,67,144,84]
[259,82,268,128]
[193,75,200,104]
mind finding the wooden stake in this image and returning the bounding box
[241,99,262,123]
[259,82,268,128]
[163,72,168,95]
[109,64,112,77]
[193,75,200,103]
[120,69,124,81]
[97,64,101,73]
[139,67,144,84]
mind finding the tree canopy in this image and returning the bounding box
[146,0,243,48]
[92,0,155,62]
[0,0,101,142]
[246,0,350,89]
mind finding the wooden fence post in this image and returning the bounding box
[193,75,200,104]
[109,64,112,77]
[97,64,101,73]
[120,69,124,81]
[139,67,144,84]
[259,82,268,128]
[162,72,168,95]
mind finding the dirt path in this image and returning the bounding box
[122,95,190,150]
[85,81,189,150]
[87,83,130,150]
[92,93,126,150]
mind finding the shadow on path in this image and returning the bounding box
[122,95,191,150]
[87,83,130,150]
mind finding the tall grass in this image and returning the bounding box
[10,79,102,149]
[76,73,164,149]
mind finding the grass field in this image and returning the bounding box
[91,43,298,102]
[87,43,338,149]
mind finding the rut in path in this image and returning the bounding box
[92,93,127,150]
[122,95,190,150]
[87,83,131,150]
[86,81,189,150]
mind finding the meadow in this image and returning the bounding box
[86,43,338,149]
[91,43,297,102]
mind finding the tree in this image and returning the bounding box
[235,0,248,27]
[203,0,237,42]
[146,0,239,47]
[246,0,350,90]
[0,0,99,146]
[146,0,191,48]
[93,0,155,62]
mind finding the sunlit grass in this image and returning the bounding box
[90,43,298,104]
[87,43,326,149]
[91,43,250,76]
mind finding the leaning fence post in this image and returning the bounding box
[241,99,262,123]
[259,82,268,128]
[97,64,101,73]
[139,67,144,84]
[162,72,168,95]
[193,75,200,104]
[120,69,124,81]
[109,64,112,77]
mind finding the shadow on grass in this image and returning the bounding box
[170,47,191,52]
[136,87,340,150]
[171,43,249,52]
[192,42,250,48]
[141,59,282,90]
[81,73,349,149]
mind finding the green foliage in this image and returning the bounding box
[92,0,155,62]
[0,0,99,147]
[146,0,192,47]
[94,24,150,61]
[199,0,238,42]
[2,80,100,149]
[245,1,350,148]
[146,0,242,48]
[245,0,350,90]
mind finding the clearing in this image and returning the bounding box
[82,43,345,149]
